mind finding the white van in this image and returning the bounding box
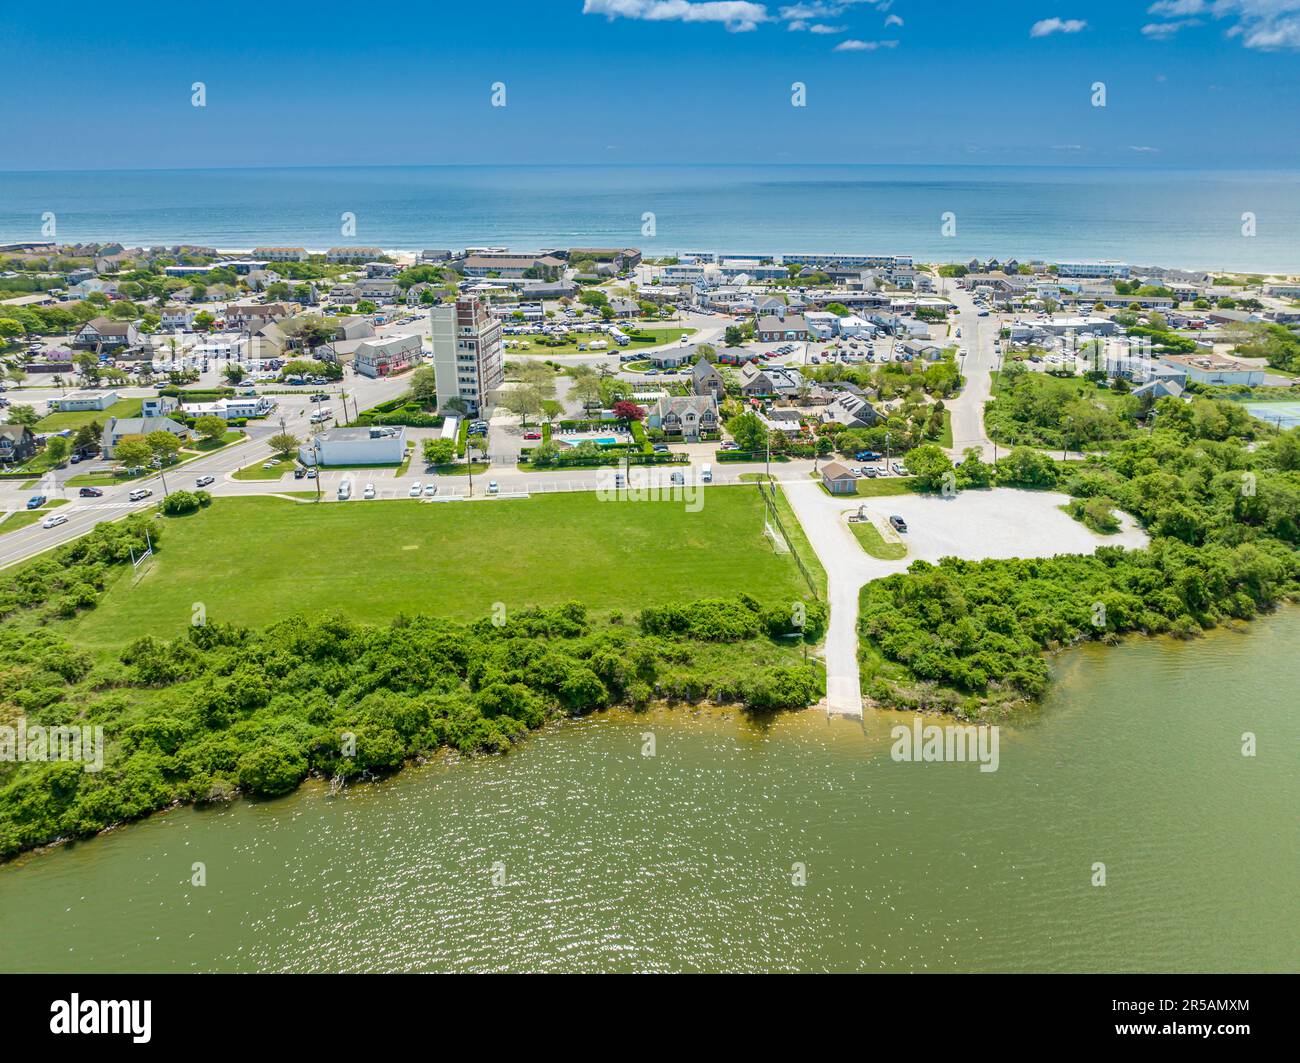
[700,463,713,483]
[337,479,352,501]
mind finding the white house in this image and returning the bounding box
[53,390,118,412]
[300,426,407,467]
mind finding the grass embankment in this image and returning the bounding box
[70,487,812,648]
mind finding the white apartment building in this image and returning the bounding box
[1055,260,1132,279]
[432,295,504,414]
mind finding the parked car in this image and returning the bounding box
[409,482,422,497]
[195,476,215,488]
[363,483,376,500]
[652,444,670,454]
[78,487,104,498]
[487,480,499,495]
[423,483,438,497]
[860,467,878,478]
[25,495,47,510]
[293,467,306,479]
[522,431,541,440]
[891,463,905,476]
[305,468,317,479]
[128,488,153,502]
[854,450,881,462]
[889,515,908,533]
[42,514,69,529]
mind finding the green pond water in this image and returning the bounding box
[1,611,1297,973]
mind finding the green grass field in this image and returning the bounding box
[848,519,908,560]
[70,487,811,648]
[36,397,143,431]
[508,327,695,357]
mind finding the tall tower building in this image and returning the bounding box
[431,295,504,414]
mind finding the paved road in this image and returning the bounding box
[944,285,997,458]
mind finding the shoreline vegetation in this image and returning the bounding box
[0,513,827,860]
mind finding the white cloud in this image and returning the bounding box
[833,37,898,50]
[1130,145,1161,152]
[810,22,845,32]
[1145,1,1300,51]
[1142,18,1201,37]
[583,0,771,32]
[885,13,904,26]
[1030,17,1088,37]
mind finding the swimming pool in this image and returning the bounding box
[559,436,620,447]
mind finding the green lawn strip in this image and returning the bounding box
[848,518,908,560]
[233,456,298,481]
[771,484,827,597]
[0,511,43,535]
[69,487,811,649]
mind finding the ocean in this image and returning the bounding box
[1,164,1297,273]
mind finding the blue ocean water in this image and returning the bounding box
[1,165,1296,272]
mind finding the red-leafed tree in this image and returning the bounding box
[613,400,645,422]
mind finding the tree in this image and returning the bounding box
[996,446,1058,488]
[193,311,215,331]
[540,399,563,424]
[5,404,38,427]
[500,386,542,426]
[955,447,994,488]
[146,430,183,464]
[73,422,101,453]
[223,364,246,384]
[727,411,769,453]
[724,326,745,347]
[409,366,438,406]
[613,400,645,423]
[44,436,70,464]
[113,435,152,470]
[268,432,300,459]
[422,438,456,466]
[568,366,602,414]
[903,444,954,491]
[194,415,227,444]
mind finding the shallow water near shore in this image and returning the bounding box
[1,610,1296,973]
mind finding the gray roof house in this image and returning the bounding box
[739,361,805,398]
[822,392,881,430]
[755,314,808,342]
[646,395,719,441]
[101,416,191,459]
[691,358,725,400]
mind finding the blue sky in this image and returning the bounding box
[3,0,1299,170]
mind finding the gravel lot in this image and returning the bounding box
[861,488,1149,563]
